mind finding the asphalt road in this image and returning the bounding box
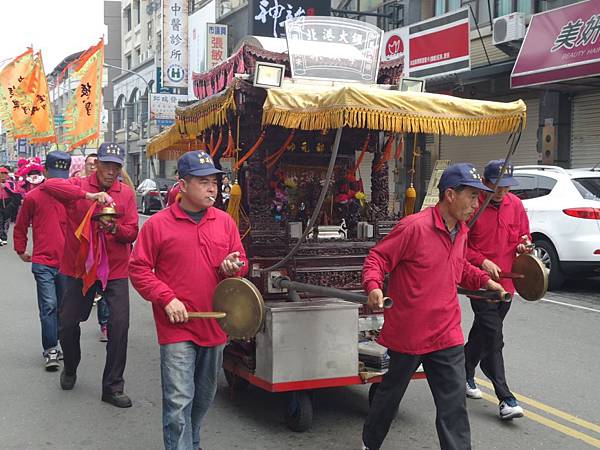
[1,221,599,450]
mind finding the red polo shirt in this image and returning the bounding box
[129,203,249,347]
[466,192,531,294]
[13,185,66,268]
[363,205,490,355]
[39,173,139,279]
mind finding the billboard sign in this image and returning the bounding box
[408,8,470,79]
[381,27,409,63]
[511,0,600,88]
[250,0,330,38]
[285,16,383,83]
[162,0,189,88]
[150,93,187,126]
[188,1,216,99]
[206,23,228,69]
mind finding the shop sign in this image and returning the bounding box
[162,0,188,88]
[408,7,470,79]
[381,27,409,63]
[285,16,383,83]
[511,0,600,88]
[150,93,187,126]
[206,23,228,69]
[250,0,330,38]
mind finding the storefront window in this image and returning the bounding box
[216,0,248,19]
[495,0,534,17]
[538,0,580,11]
[435,0,462,15]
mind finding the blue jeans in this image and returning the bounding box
[31,263,66,354]
[160,342,224,450]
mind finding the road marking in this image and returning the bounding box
[479,392,600,448]
[476,379,600,448]
[476,378,600,435]
[540,298,600,313]
[478,391,600,448]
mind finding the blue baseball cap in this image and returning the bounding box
[97,142,125,165]
[177,151,223,178]
[483,159,518,187]
[438,163,493,193]
[45,151,71,179]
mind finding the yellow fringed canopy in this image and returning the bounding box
[147,85,236,158]
[177,85,236,137]
[262,85,526,137]
[148,81,528,159]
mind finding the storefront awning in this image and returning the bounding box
[511,0,600,89]
[262,84,526,136]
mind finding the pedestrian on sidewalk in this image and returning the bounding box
[13,152,71,371]
[0,167,20,246]
[81,152,109,342]
[464,160,532,420]
[40,143,138,408]
[361,163,505,450]
[129,151,248,450]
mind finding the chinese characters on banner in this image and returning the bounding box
[206,24,228,69]
[162,0,188,88]
[0,48,35,139]
[150,93,187,126]
[512,0,600,88]
[25,52,56,143]
[285,16,383,83]
[250,0,330,38]
[63,39,104,150]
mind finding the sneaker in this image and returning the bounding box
[102,391,132,408]
[499,398,524,420]
[99,324,108,342]
[44,349,60,372]
[0,240,7,246]
[60,369,77,390]
[466,378,482,399]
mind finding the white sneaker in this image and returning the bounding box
[466,379,482,399]
[499,398,524,420]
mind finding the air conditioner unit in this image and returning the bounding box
[493,12,528,46]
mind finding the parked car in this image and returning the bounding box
[512,165,600,290]
[136,178,171,214]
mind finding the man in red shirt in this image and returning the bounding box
[464,160,532,420]
[129,150,247,450]
[40,143,138,408]
[13,151,71,371]
[362,163,505,450]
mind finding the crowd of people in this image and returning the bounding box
[1,144,531,450]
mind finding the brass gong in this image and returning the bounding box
[511,253,548,301]
[212,278,264,339]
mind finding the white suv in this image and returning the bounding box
[512,165,600,290]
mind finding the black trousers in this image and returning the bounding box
[464,298,513,401]
[363,345,471,450]
[0,206,9,241]
[59,276,130,394]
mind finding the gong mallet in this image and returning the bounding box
[272,276,394,308]
[457,287,513,302]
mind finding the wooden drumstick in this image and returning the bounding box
[188,312,227,319]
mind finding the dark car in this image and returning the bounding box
[136,178,171,214]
